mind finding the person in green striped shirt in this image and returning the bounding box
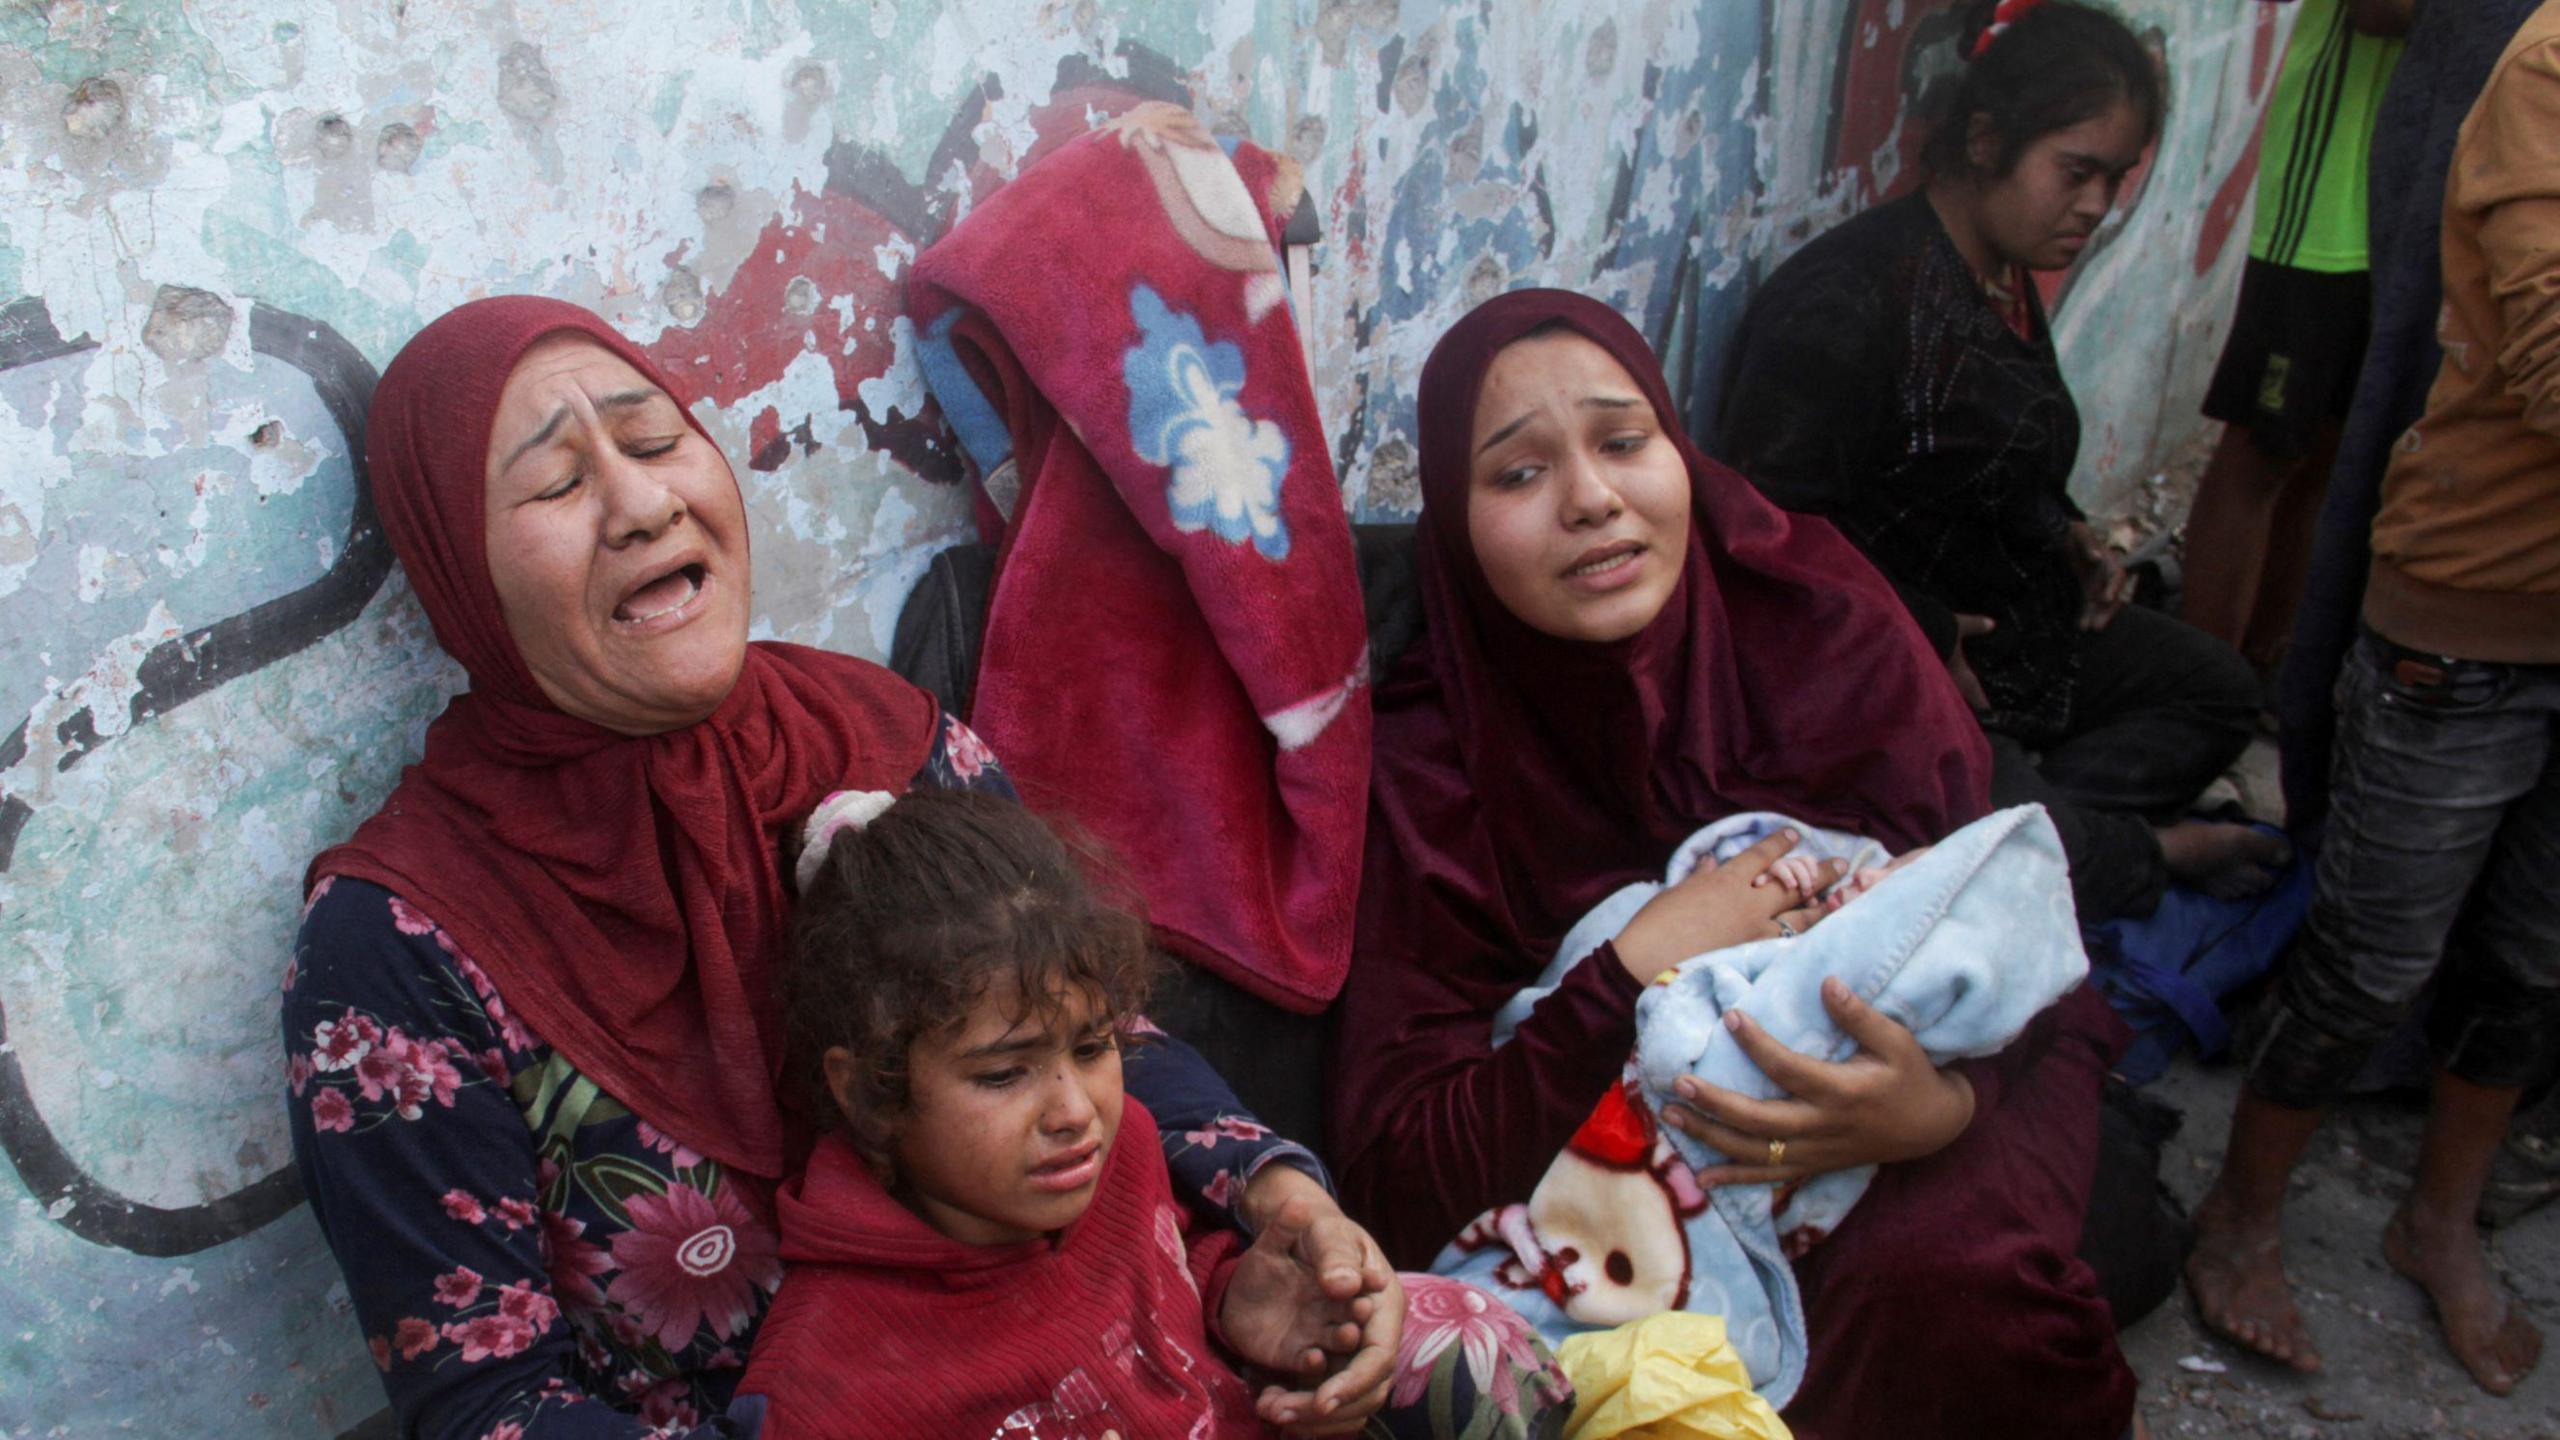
[2182,0,2409,685]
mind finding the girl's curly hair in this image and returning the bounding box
[781,788,1158,1182]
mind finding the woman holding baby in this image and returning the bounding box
[1329,285,2139,1440]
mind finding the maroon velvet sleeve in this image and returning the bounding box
[1950,988,2127,1135]
[1330,854,1646,1268]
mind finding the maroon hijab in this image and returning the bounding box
[1368,289,1990,968]
[310,296,937,1180]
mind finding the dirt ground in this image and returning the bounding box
[2117,1054,2560,1440]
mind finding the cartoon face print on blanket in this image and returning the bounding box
[1442,806,2091,1408]
[1101,103,1292,324]
[1452,1080,1710,1328]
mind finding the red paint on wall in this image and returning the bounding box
[643,187,907,413]
[746,404,784,471]
[2193,123,2263,276]
[2251,1,2281,95]
[1826,0,1964,204]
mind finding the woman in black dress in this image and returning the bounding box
[1718,0,2282,922]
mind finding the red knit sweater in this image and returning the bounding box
[738,1101,1274,1439]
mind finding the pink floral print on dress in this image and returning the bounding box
[604,1183,783,1350]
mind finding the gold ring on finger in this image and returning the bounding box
[1767,1138,1786,1167]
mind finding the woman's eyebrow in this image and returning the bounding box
[502,407,571,474]
[500,388,667,473]
[1478,395,1646,457]
[1477,411,1536,456]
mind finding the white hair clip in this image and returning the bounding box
[795,789,898,893]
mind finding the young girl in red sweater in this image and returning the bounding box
[737,788,1523,1439]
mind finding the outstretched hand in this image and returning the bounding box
[1227,1172,1405,1435]
[1662,976,1975,1184]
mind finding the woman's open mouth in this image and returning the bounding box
[611,562,710,631]
[1563,541,1646,592]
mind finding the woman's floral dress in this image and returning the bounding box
[286,714,1566,1440]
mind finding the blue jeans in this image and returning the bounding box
[2242,629,2560,1106]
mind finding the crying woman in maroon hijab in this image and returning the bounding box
[283,296,1394,1440]
[1332,289,2140,1440]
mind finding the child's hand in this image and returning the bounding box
[1615,829,1838,981]
[1219,1196,1400,1436]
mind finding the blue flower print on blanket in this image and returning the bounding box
[1125,284,1291,560]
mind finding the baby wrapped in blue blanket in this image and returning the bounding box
[1434,804,2088,1407]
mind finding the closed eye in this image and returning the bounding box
[627,436,682,460]
[532,471,583,503]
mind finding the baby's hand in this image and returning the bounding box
[1826,846,1932,911]
[1755,853,1836,899]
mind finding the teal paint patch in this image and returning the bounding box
[199,211,416,365]
[796,0,960,178]
[378,228,428,283]
[419,117,495,165]
[0,1191,381,1434]
[652,72,690,135]
[5,0,228,98]
[795,0,1220,180]
[3,632,450,1195]
[0,350,359,732]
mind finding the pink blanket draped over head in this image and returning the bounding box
[310,296,938,1182]
[907,104,1371,1013]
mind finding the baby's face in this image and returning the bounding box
[1831,845,1932,909]
[1761,845,1932,912]
[891,979,1125,1244]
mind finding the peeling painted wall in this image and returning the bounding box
[0,2,2281,1433]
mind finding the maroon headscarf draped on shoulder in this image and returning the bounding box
[1368,289,1989,970]
[310,296,937,1180]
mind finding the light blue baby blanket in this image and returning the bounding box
[1433,805,2087,1407]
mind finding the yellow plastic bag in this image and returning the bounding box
[1555,1313,1792,1440]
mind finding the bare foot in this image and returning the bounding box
[2384,1208,2544,1395]
[2186,1192,2322,1372]
[2158,820,2290,899]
